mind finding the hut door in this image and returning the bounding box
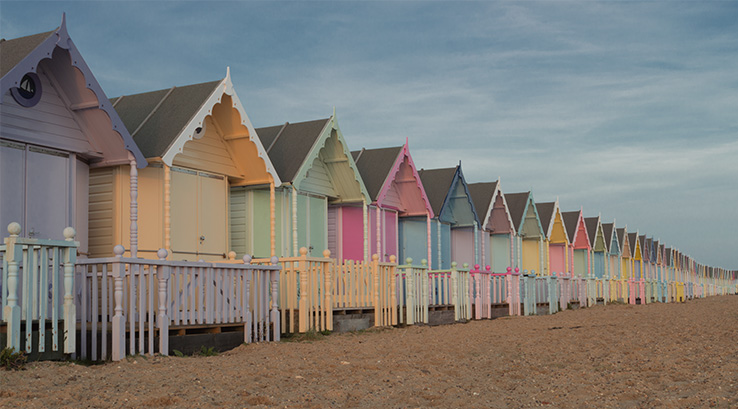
[0,141,69,240]
[198,172,227,257]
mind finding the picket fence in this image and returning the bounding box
[74,246,281,361]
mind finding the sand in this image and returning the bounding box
[1,295,736,409]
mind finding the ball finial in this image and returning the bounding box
[405,257,413,265]
[389,255,396,263]
[474,264,480,270]
[228,251,236,260]
[299,247,308,256]
[157,249,168,260]
[451,261,457,268]
[113,245,125,257]
[7,222,21,236]
[463,263,469,269]
[63,227,76,241]
[372,254,379,261]
[322,249,331,258]
[485,265,491,272]
[506,267,512,273]
[421,259,427,267]
[243,254,252,264]
[270,256,279,265]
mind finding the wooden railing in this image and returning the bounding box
[469,266,521,318]
[331,255,397,327]
[396,258,428,325]
[428,262,472,321]
[76,246,280,361]
[254,248,332,334]
[2,223,78,355]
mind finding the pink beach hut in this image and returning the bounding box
[351,142,434,263]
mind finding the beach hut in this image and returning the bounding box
[351,142,434,263]
[602,222,620,277]
[99,70,278,261]
[630,233,643,281]
[0,15,146,255]
[617,227,632,281]
[418,165,480,269]
[535,200,569,276]
[585,216,607,279]
[251,115,370,259]
[562,210,591,278]
[505,192,545,275]
[467,180,515,273]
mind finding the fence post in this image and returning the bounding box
[112,245,126,361]
[298,247,309,332]
[156,249,170,356]
[243,255,253,343]
[3,222,22,351]
[62,227,77,354]
[372,254,380,326]
[270,256,281,341]
[404,258,414,324]
[322,249,332,332]
[421,259,429,324]
[389,255,397,326]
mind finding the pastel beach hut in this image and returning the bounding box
[0,15,146,255]
[630,233,643,281]
[504,192,545,275]
[351,142,434,264]
[584,216,607,279]
[535,200,569,276]
[100,69,278,261]
[617,227,632,282]
[251,115,370,259]
[602,221,623,300]
[467,180,515,273]
[561,210,591,278]
[418,165,480,269]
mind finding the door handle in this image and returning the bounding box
[200,235,205,242]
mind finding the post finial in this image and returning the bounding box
[485,265,491,272]
[7,222,21,237]
[228,251,236,260]
[113,245,125,257]
[474,264,480,270]
[322,249,331,258]
[421,259,428,267]
[406,257,413,265]
[243,254,252,264]
[389,255,396,263]
[157,249,168,260]
[299,247,308,256]
[451,261,457,268]
[63,227,76,241]
[270,256,279,265]
[372,254,379,261]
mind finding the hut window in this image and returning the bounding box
[11,73,42,107]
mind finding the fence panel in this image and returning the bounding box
[396,258,428,325]
[2,223,78,355]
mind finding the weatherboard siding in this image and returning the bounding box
[451,226,475,267]
[88,167,115,258]
[171,116,241,178]
[0,66,91,154]
[399,217,429,264]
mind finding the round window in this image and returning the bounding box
[11,73,42,107]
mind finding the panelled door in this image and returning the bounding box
[170,166,227,260]
[0,140,70,240]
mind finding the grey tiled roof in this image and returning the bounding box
[111,81,221,158]
[418,167,458,216]
[256,118,331,183]
[351,146,403,201]
[0,30,55,77]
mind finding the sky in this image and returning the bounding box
[1,1,736,270]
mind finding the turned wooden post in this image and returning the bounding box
[112,245,126,361]
[4,223,22,350]
[298,247,309,332]
[270,256,280,341]
[156,249,170,356]
[322,249,332,331]
[62,227,77,354]
[243,255,252,343]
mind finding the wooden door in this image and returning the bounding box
[198,172,227,257]
[170,168,199,258]
[0,141,69,240]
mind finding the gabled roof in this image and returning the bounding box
[257,118,331,183]
[257,114,368,202]
[418,167,457,216]
[535,202,556,237]
[628,233,639,257]
[584,217,599,246]
[111,69,279,183]
[351,142,433,216]
[418,165,479,225]
[504,192,530,232]
[602,222,614,251]
[561,211,581,244]
[351,146,403,200]
[0,14,146,167]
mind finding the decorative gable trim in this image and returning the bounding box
[160,68,281,185]
[0,14,146,167]
[376,141,434,217]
